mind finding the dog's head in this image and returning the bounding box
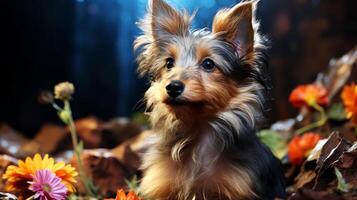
[135,0,266,123]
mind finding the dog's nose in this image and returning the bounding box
[166,80,185,98]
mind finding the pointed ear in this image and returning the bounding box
[212,1,257,57]
[149,0,191,39]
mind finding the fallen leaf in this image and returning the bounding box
[334,167,349,192]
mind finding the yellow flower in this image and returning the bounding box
[54,82,75,100]
[3,154,78,198]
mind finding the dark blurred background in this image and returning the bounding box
[1,0,356,137]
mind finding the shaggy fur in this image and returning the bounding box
[134,0,286,199]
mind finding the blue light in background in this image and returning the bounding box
[73,0,241,116]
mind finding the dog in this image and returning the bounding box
[134,0,286,199]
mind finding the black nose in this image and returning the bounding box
[166,80,185,98]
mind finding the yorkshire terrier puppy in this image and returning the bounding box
[134,0,286,199]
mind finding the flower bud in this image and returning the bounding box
[54,82,75,100]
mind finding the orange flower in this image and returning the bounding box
[288,133,321,165]
[105,189,143,200]
[2,154,78,199]
[289,84,329,108]
[341,83,357,124]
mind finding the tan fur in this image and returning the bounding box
[212,3,253,43]
[141,149,257,200]
[212,0,264,67]
[195,46,211,63]
[150,0,191,37]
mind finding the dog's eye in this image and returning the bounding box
[201,58,215,72]
[166,58,175,69]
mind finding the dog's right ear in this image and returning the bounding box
[212,1,260,62]
[143,0,191,39]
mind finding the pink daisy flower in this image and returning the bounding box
[28,169,67,200]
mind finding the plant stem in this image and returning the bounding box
[51,102,62,112]
[25,195,34,200]
[296,103,327,135]
[64,100,97,197]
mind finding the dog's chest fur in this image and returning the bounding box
[140,125,257,200]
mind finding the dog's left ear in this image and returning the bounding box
[135,0,192,77]
[148,0,191,39]
[212,1,258,58]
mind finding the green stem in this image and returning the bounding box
[51,102,62,112]
[64,100,97,197]
[26,195,35,200]
[296,103,327,135]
